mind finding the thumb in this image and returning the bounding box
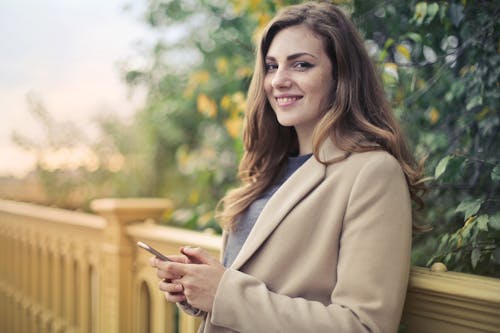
[180,246,217,265]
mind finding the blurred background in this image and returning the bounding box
[0,0,498,277]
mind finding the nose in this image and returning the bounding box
[271,67,292,89]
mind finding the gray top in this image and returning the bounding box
[223,154,312,267]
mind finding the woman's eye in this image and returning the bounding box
[265,63,278,72]
[294,61,313,70]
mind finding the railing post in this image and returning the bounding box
[91,198,171,333]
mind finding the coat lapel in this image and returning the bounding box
[229,139,344,270]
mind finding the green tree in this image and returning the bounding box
[350,0,499,276]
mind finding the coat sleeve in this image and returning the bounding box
[209,154,412,333]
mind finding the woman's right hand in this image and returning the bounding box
[150,254,189,303]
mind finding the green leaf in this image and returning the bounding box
[426,256,436,267]
[125,70,144,85]
[434,155,451,179]
[489,214,500,231]
[450,81,466,100]
[491,165,500,181]
[456,198,483,219]
[414,2,428,25]
[471,248,481,269]
[439,2,448,21]
[426,3,439,23]
[466,95,483,110]
[405,32,422,43]
[449,3,465,27]
[444,252,452,263]
[476,215,489,232]
[384,38,395,49]
[439,233,449,247]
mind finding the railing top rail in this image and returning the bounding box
[0,199,106,229]
[91,198,172,224]
[127,223,222,252]
[409,266,500,305]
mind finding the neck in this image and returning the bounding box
[295,125,314,155]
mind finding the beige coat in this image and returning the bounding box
[189,140,412,333]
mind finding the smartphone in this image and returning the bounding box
[137,241,171,261]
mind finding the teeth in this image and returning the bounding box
[277,97,299,104]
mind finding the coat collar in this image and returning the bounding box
[229,138,345,270]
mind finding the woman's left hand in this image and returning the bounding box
[157,246,226,312]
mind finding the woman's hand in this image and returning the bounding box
[150,254,189,303]
[151,247,226,313]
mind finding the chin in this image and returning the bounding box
[275,117,297,128]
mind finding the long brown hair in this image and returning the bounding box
[217,1,425,229]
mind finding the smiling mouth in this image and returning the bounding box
[276,96,302,106]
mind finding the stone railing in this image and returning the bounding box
[0,198,499,333]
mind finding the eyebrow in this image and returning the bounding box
[265,52,318,61]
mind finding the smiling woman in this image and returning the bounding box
[150,2,425,333]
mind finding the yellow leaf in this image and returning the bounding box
[258,13,271,26]
[464,215,476,227]
[234,92,246,114]
[230,0,247,15]
[232,91,245,104]
[188,190,199,205]
[224,117,243,138]
[236,66,253,79]
[475,107,490,121]
[396,44,411,61]
[184,71,210,97]
[459,65,469,76]
[249,0,261,11]
[197,94,217,118]
[252,14,271,45]
[216,57,229,74]
[220,95,232,110]
[428,107,440,125]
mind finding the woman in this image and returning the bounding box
[151,2,423,332]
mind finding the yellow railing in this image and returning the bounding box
[1,198,499,333]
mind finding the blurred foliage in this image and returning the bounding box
[351,0,499,276]
[13,0,499,276]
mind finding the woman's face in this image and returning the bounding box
[264,24,334,139]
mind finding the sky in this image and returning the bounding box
[0,0,160,177]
